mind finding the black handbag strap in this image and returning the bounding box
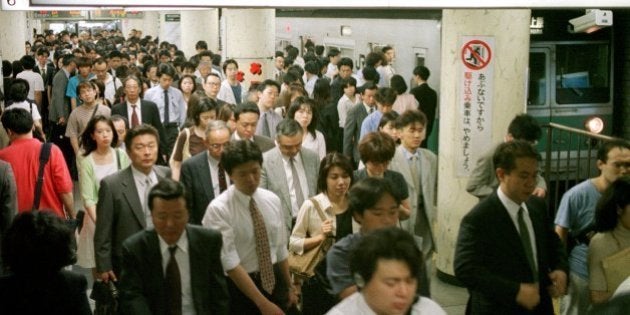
[33,142,52,210]
[116,149,122,170]
[90,104,100,120]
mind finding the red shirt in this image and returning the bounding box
[0,138,73,217]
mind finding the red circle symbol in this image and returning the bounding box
[461,40,492,71]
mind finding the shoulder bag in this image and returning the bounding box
[288,197,334,279]
[602,233,630,293]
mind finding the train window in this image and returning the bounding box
[555,43,610,104]
[528,51,547,106]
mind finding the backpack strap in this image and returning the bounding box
[32,142,53,210]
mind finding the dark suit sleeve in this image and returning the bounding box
[180,160,197,223]
[74,273,93,315]
[0,164,17,236]
[94,177,115,273]
[145,101,169,160]
[119,240,153,315]
[531,197,568,275]
[204,229,230,315]
[454,212,521,305]
[343,107,357,158]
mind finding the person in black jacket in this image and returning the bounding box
[0,210,91,315]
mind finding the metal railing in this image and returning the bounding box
[541,122,626,215]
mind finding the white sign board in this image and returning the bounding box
[457,36,494,177]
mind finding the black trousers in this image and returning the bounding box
[49,122,77,180]
[163,124,179,159]
[227,264,299,315]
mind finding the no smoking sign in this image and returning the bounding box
[461,40,492,71]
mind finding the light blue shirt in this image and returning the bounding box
[359,110,382,140]
[554,179,601,279]
[143,85,187,127]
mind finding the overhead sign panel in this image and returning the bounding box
[27,0,630,8]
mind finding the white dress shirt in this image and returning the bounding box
[497,186,538,271]
[158,230,196,315]
[326,292,446,315]
[202,186,288,273]
[131,166,158,228]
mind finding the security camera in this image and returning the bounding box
[568,9,613,34]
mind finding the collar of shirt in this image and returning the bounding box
[62,68,71,79]
[131,165,158,187]
[401,146,420,161]
[158,228,189,259]
[362,103,374,113]
[282,151,302,163]
[232,184,257,206]
[497,186,530,225]
[207,153,220,167]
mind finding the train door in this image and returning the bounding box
[527,45,552,137]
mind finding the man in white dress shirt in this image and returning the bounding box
[327,227,445,315]
[203,140,298,314]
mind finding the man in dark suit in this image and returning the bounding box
[231,102,275,152]
[49,54,76,176]
[111,76,169,164]
[94,124,171,283]
[119,178,229,315]
[260,119,320,232]
[180,120,231,225]
[34,47,55,129]
[343,82,377,168]
[455,141,568,314]
[409,66,437,146]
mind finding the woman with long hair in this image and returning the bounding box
[76,115,130,273]
[290,153,356,315]
[287,96,326,160]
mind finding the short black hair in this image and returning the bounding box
[338,57,354,70]
[221,140,263,175]
[327,47,341,58]
[234,102,260,121]
[348,177,401,217]
[350,227,421,285]
[379,111,399,130]
[374,87,397,106]
[359,82,378,95]
[156,63,176,78]
[304,60,320,75]
[390,74,408,95]
[340,76,357,89]
[19,55,36,70]
[9,78,30,102]
[256,79,280,93]
[148,178,187,211]
[397,109,427,129]
[124,124,159,152]
[2,211,76,274]
[508,114,542,142]
[493,140,539,174]
[223,59,238,74]
[2,60,12,77]
[597,140,630,163]
[361,66,380,84]
[413,66,430,81]
[317,152,354,193]
[1,108,33,134]
[595,176,630,232]
[195,40,208,50]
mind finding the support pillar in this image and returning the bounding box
[0,10,29,63]
[221,9,275,91]
[435,9,532,283]
[180,9,220,58]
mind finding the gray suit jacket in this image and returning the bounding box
[389,146,437,247]
[230,134,275,153]
[119,226,229,315]
[49,69,70,122]
[466,143,547,199]
[343,103,369,164]
[180,151,215,225]
[94,165,170,274]
[260,147,320,232]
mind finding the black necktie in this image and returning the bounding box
[262,112,271,137]
[217,161,228,193]
[518,207,537,281]
[164,89,170,124]
[165,246,182,315]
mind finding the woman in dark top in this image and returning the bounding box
[355,131,411,220]
[290,152,355,315]
[0,210,92,315]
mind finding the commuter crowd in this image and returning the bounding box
[0,27,628,315]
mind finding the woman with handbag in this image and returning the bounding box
[289,152,357,315]
[169,97,217,180]
[77,116,130,274]
[588,176,630,306]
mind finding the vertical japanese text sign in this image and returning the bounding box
[458,36,494,177]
